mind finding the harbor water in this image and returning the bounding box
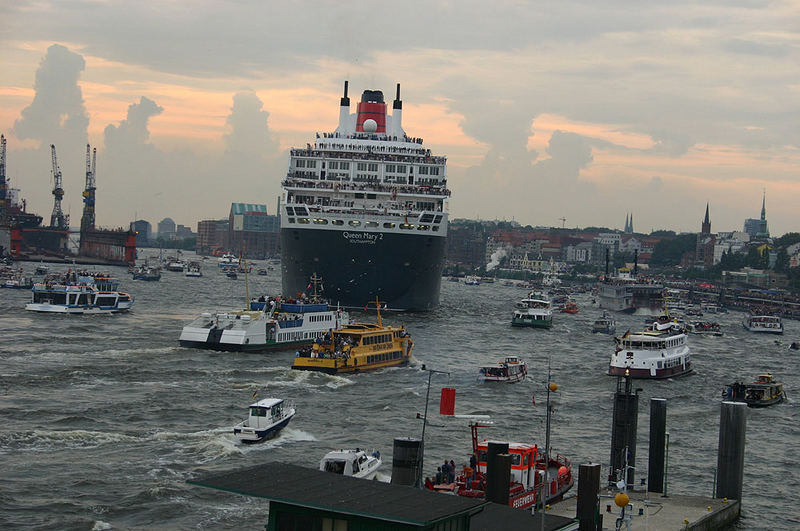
[1,261,798,530]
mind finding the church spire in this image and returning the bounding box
[629,213,634,234]
[760,190,766,221]
[702,202,711,234]
[624,213,629,233]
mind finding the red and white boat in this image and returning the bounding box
[450,423,573,509]
[478,356,527,383]
[609,316,693,379]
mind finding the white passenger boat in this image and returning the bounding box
[217,253,238,268]
[464,276,481,286]
[25,274,133,314]
[511,292,553,328]
[233,398,295,444]
[478,356,528,383]
[742,314,783,334]
[179,276,350,352]
[609,317,693,379]
[320,448,382,479]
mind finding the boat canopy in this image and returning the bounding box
[249,398,283,408]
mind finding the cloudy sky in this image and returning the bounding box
[1,1,798,235]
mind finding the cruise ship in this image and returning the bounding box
[279,82,450,311]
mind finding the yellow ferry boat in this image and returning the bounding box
[291,301,413,374]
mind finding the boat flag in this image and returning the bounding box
[532,393,536,406]
[252,390,258,399]
[622,330,631,338]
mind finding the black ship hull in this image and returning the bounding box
[280,227,446,311]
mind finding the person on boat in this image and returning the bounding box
[435,467,443,484]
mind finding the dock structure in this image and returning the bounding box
[547,490,739,530]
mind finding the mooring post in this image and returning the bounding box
[576,463,601,531]
[647,398,667,493]
[715,401,747,509]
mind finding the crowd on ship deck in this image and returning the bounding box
[283,177,450,197]
[295,330,361,360]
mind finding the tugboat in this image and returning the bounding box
[233,397,295,444]
[609,316,693,379]
[742,314,783,334]
[723,374,786,408]
[511,292,553,329]
[292,299,413,374]
[478,356,528,383]
[591,311,616,334]
[320,448,382,479]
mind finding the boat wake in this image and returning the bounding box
[0,429,139,451]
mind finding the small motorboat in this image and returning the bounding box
[225,269,238,279]
[34,264,49,275]
[233,398,295,444]
[687,321,723,336]
[591,311,616,334]
[478,356,528,383]
[257,268,268,276]
[723,374,786,408]
[185,262,202,277]
[320,448,382,479]
[561,301,579,314]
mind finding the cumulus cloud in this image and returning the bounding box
[223,91,279,156]
[104,97,163,149]
[13,44,89,148]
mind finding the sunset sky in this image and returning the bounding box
[1,1,798,235]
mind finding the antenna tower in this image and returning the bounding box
[0,135,7,222]
[49,144,68,229]
[559,217,566,229]
[80,144,96,233]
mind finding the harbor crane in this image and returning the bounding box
[0,134,7,222]
[559,217,566,228]
[80,144,96,233]
[49,144,68,230]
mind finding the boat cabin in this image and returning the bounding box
[320,450,373,476]
[246,399,286,429]
[476,442,540,489]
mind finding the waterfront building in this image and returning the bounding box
[196,218,229,255]
[228,203,280,259]
[157,217,176,240]
[131,219,152,244]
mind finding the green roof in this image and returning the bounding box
[231,203,268,215]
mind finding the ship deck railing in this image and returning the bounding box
[293,147,447,165]
[283,177,450,197]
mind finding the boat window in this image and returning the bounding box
[349,220,361,227]
[510,454,521,466]
[383,222,396,229]
[332,220,344,225]
[250,407,267,417]
[285,207,294,215]
[400,223,414,230]
[298,218,310,224]
[324,460,346,474]
[432,226,439,231]
[365,221,379,228]
[313,218,328,225]
[417,225,430,231]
